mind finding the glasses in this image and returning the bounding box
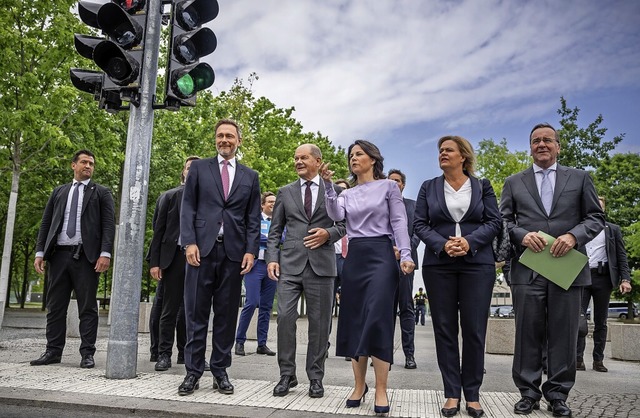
[531,137,556,145]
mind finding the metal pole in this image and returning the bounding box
[105,0,162,379]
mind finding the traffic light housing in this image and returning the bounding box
[165,0,218,110]
[71,0,148,111]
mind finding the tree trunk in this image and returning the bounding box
[0,165,21,327]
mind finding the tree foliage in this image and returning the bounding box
[592,153,640,227]
[476,138,530,200]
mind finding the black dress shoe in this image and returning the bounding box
[309,379,324,398]
[576,360,586,371]
[256,345,276,356]
[593,361,608,372]
[466,405,485,418]
[273,375,298,397]
[547,399,572,417]
[213,373,234,394]
[514,396,540,415]
[80,354,95,369]
[155,354,171,371]
[178,374,199,396]
[441,399,460,417]
[404,355,417,369]
[177,353,185,364]
[150,353,158,362]
[235,343,245,356]
[30,351,62,366]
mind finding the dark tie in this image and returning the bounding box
[66,182,80,238]
[221,160,230,200]
[540,169,553,215]
[304,181,313,219]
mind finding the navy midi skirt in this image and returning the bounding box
[336,236,399,364]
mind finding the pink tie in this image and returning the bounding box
[341,235,348,258]
[221,160,230,200]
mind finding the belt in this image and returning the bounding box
[55,245,80,251]
[216,235,224,243]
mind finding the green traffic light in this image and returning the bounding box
[172,63,214,99]
[177,74,195,96]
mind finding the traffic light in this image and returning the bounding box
[165,0,218,110]
[71,0,148,111]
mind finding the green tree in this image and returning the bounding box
[593,153,640,227]
[557,96,624,171]
[475,138,530,200]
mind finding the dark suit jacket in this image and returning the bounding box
[180,157,261,262]
[414,175,501,266]
[265,179,346,277]
[500,165,604,287]
[148,185,183,270]
[36,181,115,264]
[403,197,420,268]
[603,222,631,287]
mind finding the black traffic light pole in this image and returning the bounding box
[105,0,163,379]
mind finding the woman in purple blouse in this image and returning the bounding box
[321,140,415,416]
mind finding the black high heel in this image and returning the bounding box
[441,399,460,417]
[345,384,368,408]
[374,392,390,415]
[466,404,484,418]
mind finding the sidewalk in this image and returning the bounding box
[0,308,638,417]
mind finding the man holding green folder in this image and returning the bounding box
[500,123,604,417]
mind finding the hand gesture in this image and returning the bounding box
[319,162,334,182]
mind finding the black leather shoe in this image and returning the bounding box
[514,397,540,415]
[213,374,234,395]
[309,379,324,398]
[150,353,158,362]
[593,361,608,372]
[177,353,185,365]
[178,374,199,396]
[155,354,171,371]
[235,343,245,356]
[80,354,95,369]
[273,375,298,396]
[547,399,572,417]
[256,345,276,356]
[466,405,485,418]
[576,360,586,371]
[404,355,417,369]
[441,399,460,417]
[30,351,62,366]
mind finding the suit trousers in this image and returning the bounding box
[149,280,163,357]
[158,249,187,357]
[395,269,415,357]
[45,249,100,356]
[276,262,334,380]
[235,260,277,346]
[183,242,242,379]
[577,271,613,362]
[424,262,495,401]
[512,276,581,402]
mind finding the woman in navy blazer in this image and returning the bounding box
[414,136,500,418]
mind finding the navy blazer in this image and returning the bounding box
[148,185,183,270]
[414,175,501,266]
[180,157,261,262]
[603,222,631,287]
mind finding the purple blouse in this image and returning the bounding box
[324,179,412,262]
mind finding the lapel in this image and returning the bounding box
[208,158,225,201]
[81,181,96,215]
[550,165,570,214]
[521,167,547,215]
[460,177,483,222]
[312,180,325,219]
[435,175,454,221]
[228,162,245,201]
[605,223,614,255]
[289,179,306,218]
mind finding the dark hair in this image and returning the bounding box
[334,178,351,189]
[215,118,242,139]
[437,135,476,175]
[529,123,559,143]
[387,169,406,185]
[261,191,275,205]
[181,156,200,182]
[73,149,95,162]
[347,139,386,181]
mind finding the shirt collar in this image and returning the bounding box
[73,179,90,187]
[533,162,557,173]
[299,174,320,187]
[217,155,236,167]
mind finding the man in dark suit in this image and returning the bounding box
[388,169,420,369]
[577,196,632,372]
[500,123,604,417]
[32,150,115,369]
[178,119,261,396]
[148,156,199,371]
[266,144,346,398]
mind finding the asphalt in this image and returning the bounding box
[0,307,638,417]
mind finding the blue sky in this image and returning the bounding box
[204,0,640,202]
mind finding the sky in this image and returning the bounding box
[202,0,640,201]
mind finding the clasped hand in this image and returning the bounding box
[522,232,576,257]
[445,236,468,257]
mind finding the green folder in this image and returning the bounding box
[518,231,588,290]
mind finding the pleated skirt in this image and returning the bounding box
[336,236,399,364]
